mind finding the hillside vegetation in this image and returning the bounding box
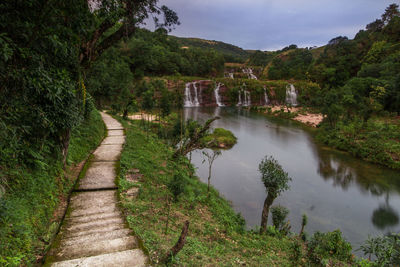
[170,36,250,63]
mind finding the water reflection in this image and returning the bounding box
[372,205,399,230]
[184,107,400,251]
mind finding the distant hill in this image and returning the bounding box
[169,36,250,63]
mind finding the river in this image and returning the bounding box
[184,107,400,252]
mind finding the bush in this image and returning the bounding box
[271,205,289,231]
[307,230,353,264]
[167,173,187,202]
[360,233,400,266]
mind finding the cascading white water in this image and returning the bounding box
[184,82,201,107]
[264,87,270,105]
[237,90,242,106]
[285,84,298,106]
[237,89,251,107]
[243,90,251,106]
[193,82,200,106]
[184,82,193,107]
[214,83,224,107]
[242,68,258,80]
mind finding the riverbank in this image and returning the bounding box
[114,115,356,266]
[0,109,106,266]
[255,105,400,170]
[260,105,324,127]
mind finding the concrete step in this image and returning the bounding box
[69,191,117,211]
[64,217,125,234]
[66,210,121,225]
[78,161,117,190]
[92,144,123,161]
[102,135,125,145]
[70,190,116,202]
[65,224,127,239]
[51,249,147,267]
[107,130,124,136]
[69,205,118,218]
[53,236,138,261]
[61,228,132,246]
[70,200,117,213]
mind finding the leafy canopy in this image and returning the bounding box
[258,156,292,197]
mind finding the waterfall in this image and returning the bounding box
[237,90,242,106]
[285,84,298,106]
[242,68,258,80]
[229,73,234,79]
[264,87,270,105]
[184,82,201,107]
[238,89,251,107]
[193,82,200,106]
[214,83,224,107]
[184,82,193,107]
[243,90,251,106]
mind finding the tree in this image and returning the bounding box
[259,156,291,234]
[173,117,219,158]
[381,4,400,25]
[0,0,180,167]
[160,89,172,118]
[202,149,221,194]
[366,19,384,32]
[80,0,180,68]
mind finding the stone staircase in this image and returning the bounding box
[45,112,147,267]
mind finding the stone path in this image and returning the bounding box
[45,112,147,267]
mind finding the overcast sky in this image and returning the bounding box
[150,0,397,51]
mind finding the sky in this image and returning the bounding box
[148,0,397,51]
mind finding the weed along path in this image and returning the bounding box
[45,112,148,267]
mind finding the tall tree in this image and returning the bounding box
[0,0,179,166]
[381,3,400,24]
[80,0,180,69]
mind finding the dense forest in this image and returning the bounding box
[1,0,400,266]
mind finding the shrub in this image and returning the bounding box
[307,230,353,264]
[360,233,400,266]
[167,174,187,202]
[271,205,289,231]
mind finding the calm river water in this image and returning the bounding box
[184,107,400,251]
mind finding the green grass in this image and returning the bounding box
[115,117,355,266]
[0,109,105,266]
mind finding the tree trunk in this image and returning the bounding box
[299,224,305,236]
[207,165,212,194]
[163,220,190,263]
[60,129,71,169]
[260,192,275,234]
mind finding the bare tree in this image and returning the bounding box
[202,149,221,194]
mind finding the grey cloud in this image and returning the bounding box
[157,0,395,50]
